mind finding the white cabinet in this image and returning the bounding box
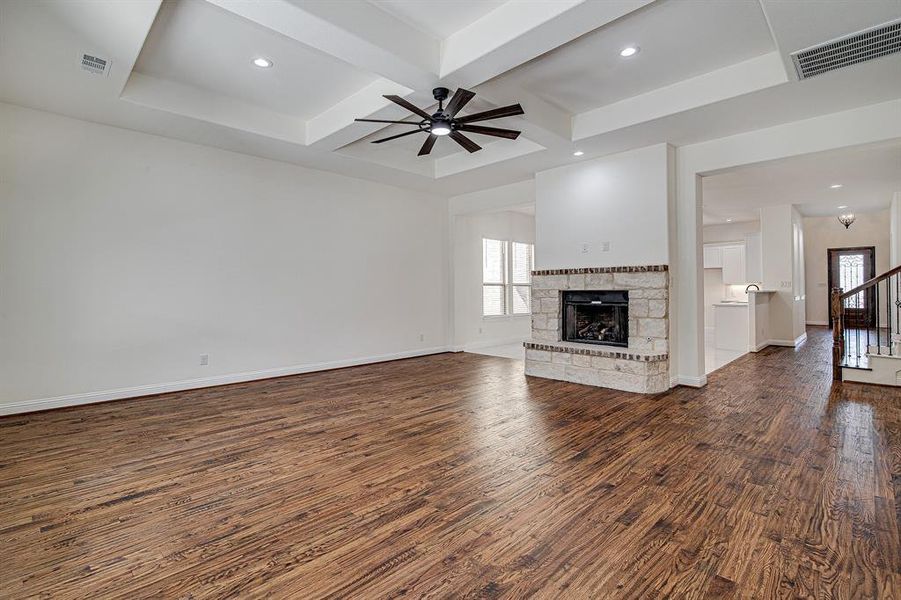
[721,245,746,284]
[714,304,749,351]
[703,245,723,268]
[744,232,762,283]
[704,241,754,283]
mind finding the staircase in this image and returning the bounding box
[832,265,901,385]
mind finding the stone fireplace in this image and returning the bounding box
[525,265,669,394]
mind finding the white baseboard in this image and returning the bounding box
[769,332,808,348]
[0,345,452,416]
[751,339,773,352]
[461,336,527,352]
[673,374,707,388]
[806,320,828,326]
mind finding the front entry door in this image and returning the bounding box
[827,246,876,327]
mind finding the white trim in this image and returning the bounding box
[768,332,808,348]
[806,320,828,326]
[674,374,707,388]
[751,339,774,352]
[0,346,451,416]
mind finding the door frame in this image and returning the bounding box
[826,246,876,327]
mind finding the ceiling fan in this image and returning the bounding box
[355,87,524,156]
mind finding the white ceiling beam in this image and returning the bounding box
[122,73,307,145]
[573,52,788,141]
[440,0,655,84]
[306,78,413,146]
[434,137,545,179]
[471,83,573,145]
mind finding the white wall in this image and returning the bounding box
[0,103,449,412]
[803,210,891,324]
[452,210,535,350]
[534,144,673,270]
[760,205,796,343]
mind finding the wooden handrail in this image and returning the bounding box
[840,264,901,299]
[831,287,843,381]
[833,265,901,380]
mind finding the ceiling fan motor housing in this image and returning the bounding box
[432,87,450,103]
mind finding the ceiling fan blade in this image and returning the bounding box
[383,95,432,119]
[371,129,424,144]
[457,125,521,139]
[456,103,524,123]
[355,118,422,125]
[418,134,438,156]
[449,131,481,153]
[444,88,476,117]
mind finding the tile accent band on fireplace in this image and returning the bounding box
[524,341,668,362]
[532,265,668,276]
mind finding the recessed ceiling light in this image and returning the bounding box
[619,46,640,58]
[252,57,273,68]
[837,205,848,209]
[726,218,733,222]
[573,150,584,156]
[830,183,843,189]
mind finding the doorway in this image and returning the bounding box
[827,246,876,327]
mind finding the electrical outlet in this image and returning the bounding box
[419,333,424,342]
[478,327,483,334]
[200,354,209,366]
[601,241,611,252]
[581,243,591,254]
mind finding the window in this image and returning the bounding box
[839,253,866,309]
[511,241,533,314]
[482,238,506,316]
[482,238,534,317]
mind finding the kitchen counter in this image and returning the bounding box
[712,301,748,307]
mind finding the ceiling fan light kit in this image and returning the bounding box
[354,87,524,156]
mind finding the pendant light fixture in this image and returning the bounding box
[838,213,856,229]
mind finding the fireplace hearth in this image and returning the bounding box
[562,290,628,347]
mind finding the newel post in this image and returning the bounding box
[831,287,844,381]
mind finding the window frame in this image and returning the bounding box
[481,238,534,318]
[481,238,508,318]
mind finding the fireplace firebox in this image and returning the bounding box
[562,290,629,347]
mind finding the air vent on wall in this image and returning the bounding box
[791,18,901,79]
[80,53,110,76]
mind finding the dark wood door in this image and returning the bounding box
[827,246,876,327]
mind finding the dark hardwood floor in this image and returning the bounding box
[1,327,899,598]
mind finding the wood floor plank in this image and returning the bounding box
[1,327,899,598]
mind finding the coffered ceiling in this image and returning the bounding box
[1,0,899,197]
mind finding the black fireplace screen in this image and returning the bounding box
[562,290,628,347]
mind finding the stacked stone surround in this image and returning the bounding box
[525,265,669,394]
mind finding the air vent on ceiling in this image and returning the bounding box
[791,18,901,79]
[80,53,110,76]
